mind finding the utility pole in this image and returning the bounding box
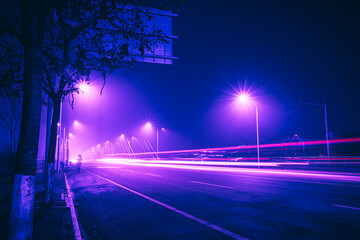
[300,99,330,160]
[156,129,159,159]
[255,105,260,168]
[324,102,330,160]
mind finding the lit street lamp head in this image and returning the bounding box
[78,82,89,94]
[237,94,250,104]
[145,122,152,129]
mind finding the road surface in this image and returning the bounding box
[66,162,360,240]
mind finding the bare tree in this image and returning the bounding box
[0,96,22,171]
[0,35,23,171]
[0,0,180,238]
[42,0,177,203]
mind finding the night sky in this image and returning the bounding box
[50,1,360,156]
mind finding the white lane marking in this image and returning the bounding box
[85,169,247,240]
[125,170,134,172]
[190,181,234,189]
[64,173,82,240]
[146,173,162,177]
[332,204,360,211]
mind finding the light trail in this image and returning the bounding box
[96,166,121,169]
[99,158,310,167]
[332,204,360,211]
[100,157,360,165]
[95,158,360,182]
[105,138,360,157]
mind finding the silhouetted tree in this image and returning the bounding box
[42,0,178,203]
[0,36,23,172]
[0,0,180,238]
[0,95,22,172]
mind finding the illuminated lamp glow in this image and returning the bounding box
[74,120,79,125]
[69,133,73,137]
[70,159,78,164]
[145,122,152,129]
[78,82,89,94]
[237,94,249,104]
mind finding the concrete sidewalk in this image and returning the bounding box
[33,172,76,240]
[0,172,77,239]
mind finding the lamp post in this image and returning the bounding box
[300,100,330,160]
[145,122,164,159]
[56,102,62,173]
[63,82,88,164]
[156,128,159,159]
[237,94,260,167]
[255,105,260,167]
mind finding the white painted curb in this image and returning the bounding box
[64,173,82,240]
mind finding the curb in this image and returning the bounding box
[64,173,82,240]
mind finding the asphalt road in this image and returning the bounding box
[66,162,360,240]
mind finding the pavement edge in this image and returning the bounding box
[64,172,82,240]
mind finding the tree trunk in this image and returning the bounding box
[9,1,43,239]
[44,100,61,204]
[9,175,35,240]
[43,97,52,202]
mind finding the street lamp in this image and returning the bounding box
[78,82,89,94]
[237,94,249,104]
[145,122,152,129]
[144,122,164,159]
[236,94,260,167]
